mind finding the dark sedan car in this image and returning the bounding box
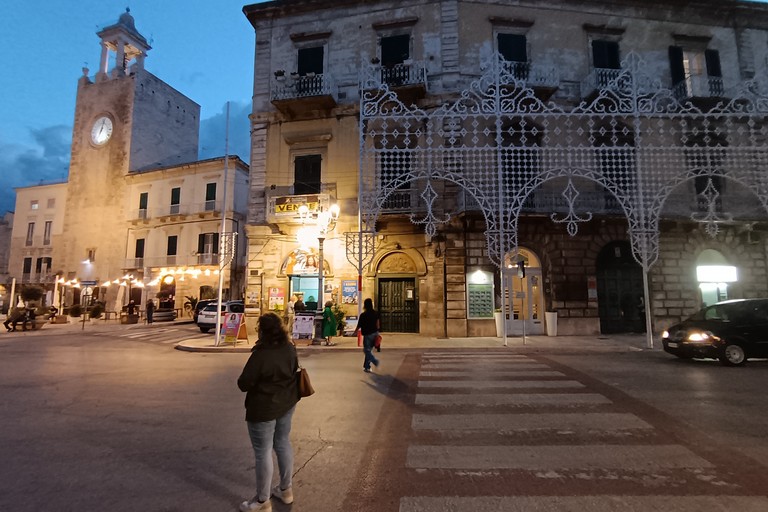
[661,298,768,366]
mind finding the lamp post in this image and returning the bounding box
[298,203,340,345]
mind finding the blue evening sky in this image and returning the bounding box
[0,1,266,213]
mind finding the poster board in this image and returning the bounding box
[268,287,285,311]
[342,280,358,304]
[293,312,315,339]
[224,313,248,344]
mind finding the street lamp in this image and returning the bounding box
[298,203,340,344]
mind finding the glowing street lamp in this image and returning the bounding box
[298,203,340,344]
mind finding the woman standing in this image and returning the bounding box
[354,298,380,373]
[237,313,298,512]
[321,300,337,346]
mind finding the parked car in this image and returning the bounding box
[193,299,217,324]
[661,299,768,366]
[197,301,245,333]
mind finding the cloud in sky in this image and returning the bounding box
[0,104,251,214]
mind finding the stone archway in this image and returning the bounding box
[376,251,419,333]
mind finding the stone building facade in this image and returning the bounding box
[239,0,768,339]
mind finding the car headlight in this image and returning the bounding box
[661,330,669,339]
[687,332,710,342]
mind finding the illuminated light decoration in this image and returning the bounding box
[213,269,220,275]
[163,275,175,285]
[204,269,211,276]
[135,282,145,288]
[696,265,737,283]
[101,281,111,287]
[469,269,491,284]
[296,225,317,249]
[120,281,127,287]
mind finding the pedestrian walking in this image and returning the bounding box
[354,298,380,373]
[237,312,299,512]
[321,300,336,346]
[286,294,296,333]
[146,299,155,324]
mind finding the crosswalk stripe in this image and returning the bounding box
[406,444,713,470]
[421,363,551,370]
[399,496,768,512]
[420,370,565,377]
[418,380,584,389]
[412,412,653,431]
[415,393,611,406]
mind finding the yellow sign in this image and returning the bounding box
[274,195,320,216]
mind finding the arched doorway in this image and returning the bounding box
[501,248,545,335]
[377,252,419,333]
[596,241,644,333]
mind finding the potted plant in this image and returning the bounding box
[331,303,347,335]
[370,57,381,65]
[274,69,286,80]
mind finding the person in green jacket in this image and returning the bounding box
[321,300,336,346]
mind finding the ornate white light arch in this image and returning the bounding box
[358,51,768,344]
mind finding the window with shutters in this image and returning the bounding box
[669,45,722,98]
[138,192,148,219]
[167,236,177,256]
[22,257,32,282]
[497,33,528,80]
[294,155,322,195]
[198,232,219,265]
[297,46,324,76]
[170,187,181,215]
[26,222,34,246]
[205,183,217,211]
[380,34,411,86]
[135,239,145,259]
[43,221,52,245]
[592,40,620,70]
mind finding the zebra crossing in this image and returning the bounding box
[396,351,768,512]
[115,327,200,344]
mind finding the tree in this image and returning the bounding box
[20,285,45,304]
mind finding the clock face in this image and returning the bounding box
[91,116,113,145]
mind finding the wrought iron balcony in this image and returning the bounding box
[362,60,428,102]
[129,201,224,221]
[196,253,220,265]
[580,67,624,98]
[271,73,338,115]
[672,75,725,100]
[500,61,559,93]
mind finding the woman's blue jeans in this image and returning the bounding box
[363,332,379,370]
[246,405,296,502]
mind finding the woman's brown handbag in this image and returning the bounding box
[297,367,315,398]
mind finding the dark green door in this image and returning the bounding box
[378,278,419,333]
[596,241,645,334]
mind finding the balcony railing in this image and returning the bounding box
[500,61,559,89]
[672,75,725,100]
[580,67,624,97]
[130,255,223,268]
[197,253,220,265]
[128,201,224,221]
[362,60,428,91]
[20,272,54,284]
[272,73,337,102]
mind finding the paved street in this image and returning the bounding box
[1,326,767,511]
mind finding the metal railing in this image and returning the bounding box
[500,61,559,89]
[272,73,337,101]
[362,60,428,91]
[128,201,224,220]
[580,67,623,97]
[672,75,725,99]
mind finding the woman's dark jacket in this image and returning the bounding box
[237,341,299,422]
[355,309,380,336]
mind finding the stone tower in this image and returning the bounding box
[57,9,200,307]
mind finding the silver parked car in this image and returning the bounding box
[197,301,245,333]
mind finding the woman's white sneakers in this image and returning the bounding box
[272,485,294,504]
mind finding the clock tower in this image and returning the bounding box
[58,9,200,307]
